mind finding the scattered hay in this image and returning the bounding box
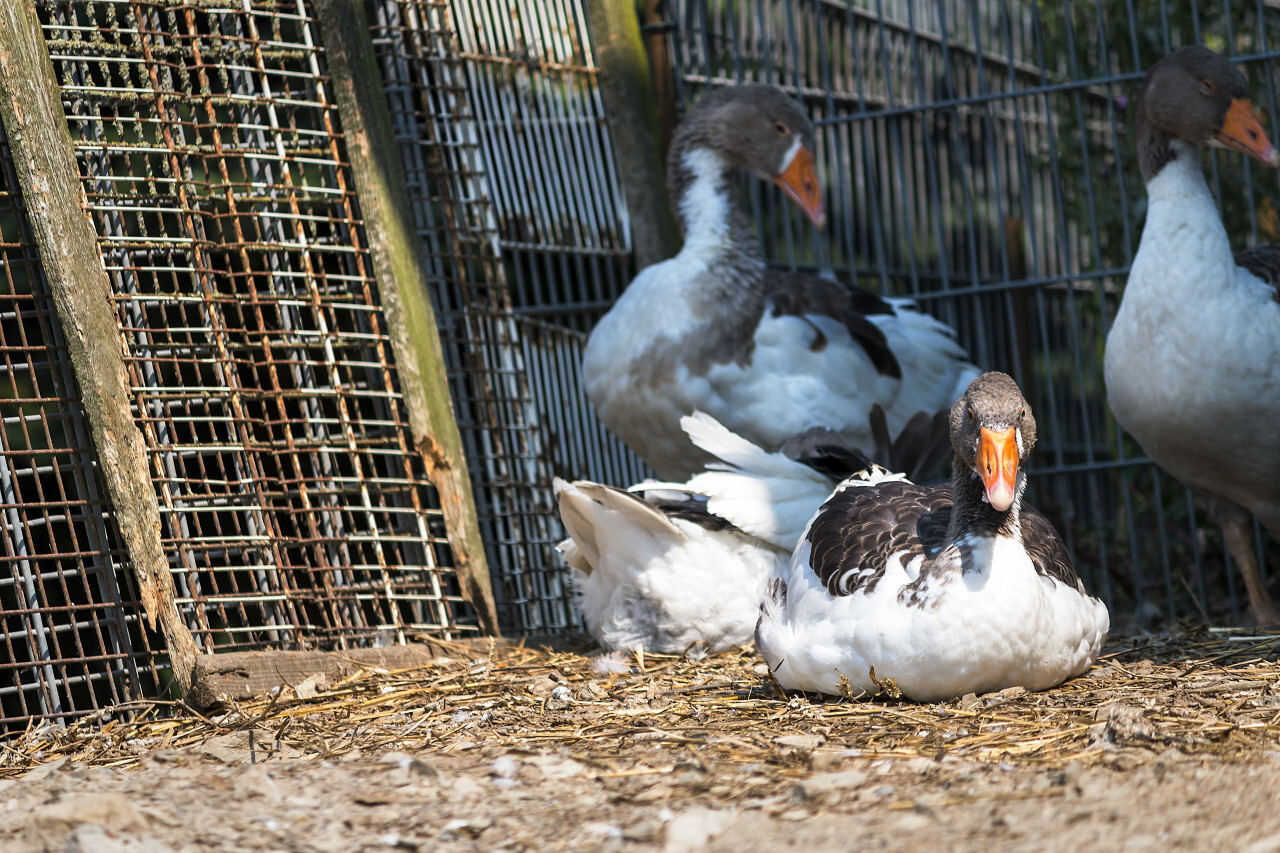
[3,627,1279,783]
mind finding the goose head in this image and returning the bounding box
[949,371,1036,514]
[668,84,826,229]
[1136,46,1280,182]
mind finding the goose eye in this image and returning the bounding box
[1200,79,1215,95]
[967,406,975,422]
[775,121,789,136]
[1019,407,1025,419]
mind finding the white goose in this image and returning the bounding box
[584,84,979,481]
[556,410,948,656]
[755,372,1110,702]
[1105,46,1280,624]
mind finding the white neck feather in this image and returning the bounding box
[678,148,736,258]
[1135,140,1234,292]
[1143,142,1229,249]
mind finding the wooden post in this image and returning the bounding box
[0,0,197,693]
[311,0,499,636]
[586,0,682,270]
[641,0,679,159]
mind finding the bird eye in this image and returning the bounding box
[1019,407,1025,419]
[775,121,789,136]
[1200,79,1215,95]
[967,406,975,422]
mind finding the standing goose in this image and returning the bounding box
[755,372,1109,702]
[584,84,979,481]
[557,409,947,656]
[1105,46,1280,624]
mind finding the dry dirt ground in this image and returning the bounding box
[4,629,1280,852]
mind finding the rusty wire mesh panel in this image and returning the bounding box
[35,0,474,653]
[0,127,165,732]
[368,0,647,634]
[661,0,1280,627]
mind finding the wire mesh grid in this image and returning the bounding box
[34,0,474,654]
[8,0,1278,732]
[0,126,164,732]
[368,0,648,634]
[661,0,1280,627]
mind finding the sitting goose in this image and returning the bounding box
[584,84,979,481]
[556,409,947,656]
[755,372,1110,702]
[1104,46,1280,624]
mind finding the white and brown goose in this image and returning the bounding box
[1105,46,1280,624]
[755,372,1109,702]
[557,409,948,656]
[584,84,979,481]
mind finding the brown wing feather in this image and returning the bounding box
[1019,505,1085,591]
[766,271,902,379]
[805,480,951,597]
[1234,244,1280,301]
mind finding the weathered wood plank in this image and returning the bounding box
[0,0,197,693]
[310,0,499,636]
[188,644,454,709]
[187,636,582,709]
[587,0,682,269]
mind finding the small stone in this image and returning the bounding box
[808,749,844,772]
[489,755,519,779]
[25,791,150,848]
[235,765,281,802]
[793,769,869,801]
[439,817,492,840]
[579,681,607,700]
[774,734,824,751]
[551,685,574,702]
[379,751,438,778]
[22,757,70,783]
[62,824,171,853]
[622,820,660,842]
[292,673,329,700]
[663,808,735,853]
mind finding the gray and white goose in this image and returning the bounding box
[755,372,1110,702]
[1105,46,1280,624]
[584,84,979,481]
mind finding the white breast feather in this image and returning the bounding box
[756,522,1109,702]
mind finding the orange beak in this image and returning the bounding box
[773,146,827,229]
[977,426,1019,513]
[1216,97,1280,167]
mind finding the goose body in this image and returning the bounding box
[755,372,1109,702]
[556,413,847,655]
[1104,46,1280,623]
[557,477,787,656]
[584,85,979,480]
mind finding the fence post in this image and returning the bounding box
[311,0,500,636]
[0,0,198,693]
[586,0,682,269]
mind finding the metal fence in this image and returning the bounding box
[3,0,1279,732]
[0,0,486,732]
[368,0,648,634]
[0,128,165,729]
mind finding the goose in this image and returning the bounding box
[755,372,1110,702]
[556,409,948,656]
[583,84,980,481]
[1104,46,1280,625]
